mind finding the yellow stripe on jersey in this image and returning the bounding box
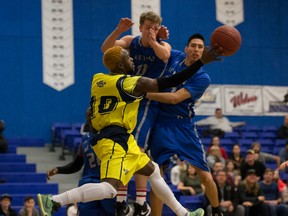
[91,73,143,133]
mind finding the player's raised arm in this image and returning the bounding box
[101,18,134,52]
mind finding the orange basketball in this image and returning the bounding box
[210,25,242,56]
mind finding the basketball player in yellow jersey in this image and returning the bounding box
[37,46,222,216]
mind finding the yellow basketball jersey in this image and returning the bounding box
[90,73,143,133]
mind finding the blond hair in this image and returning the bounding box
[102,46,123,71]
[139,11,162,26]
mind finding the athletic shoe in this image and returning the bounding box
[133,202,151,216]
[37,194,61,216]
[115,201,134,216]
[188,208,205,216]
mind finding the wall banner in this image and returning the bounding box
[263,86,288,115]
[194,85,223,115]
[223,85,263,115]
[131,0,160,36]
[42,0,74,91]
[216,0,244,26]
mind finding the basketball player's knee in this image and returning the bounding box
[201,173,214,187]
[83,182,117,201]
[149,161,161,179]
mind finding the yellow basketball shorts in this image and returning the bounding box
[92,133,150,186]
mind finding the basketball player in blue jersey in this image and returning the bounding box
[146,34,223,216]
[37,45,222,216]
[46,109,115,216]
[101,11,171,215]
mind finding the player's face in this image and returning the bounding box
[139,20,160,42]
[185,38,204,64]
[121,49,134,74]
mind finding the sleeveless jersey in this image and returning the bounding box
[78,133,100,186]
[129,36,167,78]
[90,73,142,133]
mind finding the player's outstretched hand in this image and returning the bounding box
[116,18,134,33]
[200,45,223,65]
[47,167,58,180]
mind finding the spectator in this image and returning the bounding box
[177,164,204,195]
[206,145,226,169]
[211,161,235,187]
[0,194,17,216]
[277,115,288,139]
[237,169,269,216]
[281,176,288,204]
[207,136,228,159]
[240,149,266,181]
[18,196,39,216]
[170,157,187,186]
[225,160,241,188]
[228,144,244,170]
[259,168,288,216]
[206,169,245,216]
[0,120,8,153]
[279,140,288,163]
[196,108,245,137]
[251,141,280,167]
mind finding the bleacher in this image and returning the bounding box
[49,122,288,215]
[0,138,66,216]
[2,123,285,215]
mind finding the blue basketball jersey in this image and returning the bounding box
[149,49,211,172]
[159,49,211,119]
[79,133,100,186]
[130,36,168,148]
[129,36,167,78]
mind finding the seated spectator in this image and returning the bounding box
[206,145,226,169]
[259,168,288,216]
[177,164,204,195]
[170,156,187,186]
[240,149,266,181]
[18,196,39,216]
[273,169,286,193]
[0,120,8,153]
[237,169,269,216]
[0,194,17,216]
[228,144,244,170]
[251,141,280,167]
[196,108,245,137]
[277,115,288,139]
[207,135,228,159]
[211,161,234,187]
[206,169,245,216]
[279,140,288,164]
[225,160,241,188]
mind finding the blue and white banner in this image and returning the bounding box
[131,0,160,36]
[42,0,74,91]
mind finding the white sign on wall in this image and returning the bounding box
[216,0,244,26]
[263,86,288,115]
[223,85,263,115]
[194,85,223,115]
[131,0,160,36]
[42,0,74,91]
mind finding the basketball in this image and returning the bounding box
[210,25,242,56]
